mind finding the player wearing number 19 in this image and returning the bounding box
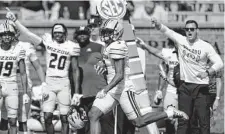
[0,20,46,134]
[0,23,28,134]
[6,11,81,134]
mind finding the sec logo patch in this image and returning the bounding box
[97,0,127,19]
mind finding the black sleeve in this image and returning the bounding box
[173,64,181,88]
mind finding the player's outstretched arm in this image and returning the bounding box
[6,8,42,46]
[136,37,164,60]
[151,17,184,46]
[158,62,168,91]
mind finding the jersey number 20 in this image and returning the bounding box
[0,61,13,76]
[49,53,67,70]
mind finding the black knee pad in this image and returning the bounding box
[8,118,17,127]
[60,115,68,124]
[18,122,27,131]
[44,112,53,124]
[0,118,8,130]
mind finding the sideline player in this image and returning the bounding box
[136,36,181,134]
[0,20,46,134]
[0,23,28,134]
[86,19,188,134]
[6,9,81,134]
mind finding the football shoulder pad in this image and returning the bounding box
[109,40,127,59]
[42,33,52,45]
[68,40,81,56]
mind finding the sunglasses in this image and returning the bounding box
[185,28,197,32]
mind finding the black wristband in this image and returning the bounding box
[206,70,210,76]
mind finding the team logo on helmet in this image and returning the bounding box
[97,0,127,19]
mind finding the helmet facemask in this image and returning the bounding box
[0,23,16,50]
[99,28,114,44]
[100,19,124,45]
[1,32,15,43]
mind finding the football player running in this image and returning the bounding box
[0,23,27,134]
[0,20,46,134]
[87,19,188,134]
[6,9,80,134]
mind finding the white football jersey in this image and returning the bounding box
[0,44,25,82]
[162,48,179,93]
[20,42,38,88]
[102,41,134,94]
[42,33,80,77]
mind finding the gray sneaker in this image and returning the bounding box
[167,106,189,120]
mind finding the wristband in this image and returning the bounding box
[216,96,220,100]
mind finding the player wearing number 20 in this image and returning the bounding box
[6,11,81,134]
[0,23,27,134]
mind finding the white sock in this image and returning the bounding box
[0,130,8,134]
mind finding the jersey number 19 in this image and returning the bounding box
[0,61,13,76]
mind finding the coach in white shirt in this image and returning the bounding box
[151,18,223,134]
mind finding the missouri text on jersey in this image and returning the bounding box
[0,56,17,60]
[46,46,69,55]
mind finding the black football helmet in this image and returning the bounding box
[73,26,91,45]
[67,105,88,131]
